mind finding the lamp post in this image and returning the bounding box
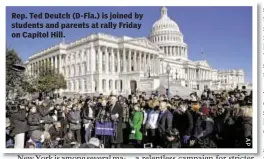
[166,63,171,98]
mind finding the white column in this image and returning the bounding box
[148,53,151,74]
[117,49,120,73]
[105,48,109,73]
[190,68,192,80]
[98,46,102,73]
[189,68,191,80]
[123,48,127,73]
[86,49,89,73]
[201,70,203,80]
[34,62,36,76]
[170,46,172,56]
[128,49,131,72]
[111,48,115,73]
[133,51,137,72]
[191,68,193,80]
[156,56,160,75]
[150,54,153,74]
[90,47,95,92]
[194,69,195,80]
[194,69,196,80]
[139,52,142,72]
[90,48,94,73]
[144,52,146,72]
[54,55,57,73]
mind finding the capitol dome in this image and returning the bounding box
[152,7,180,34]
[150,7,188,59]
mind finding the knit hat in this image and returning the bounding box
[31,130,43,141]
[200,106,209,115]
[88,137,100,147]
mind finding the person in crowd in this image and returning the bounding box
[42,131,57,148]
[26,130,44,148]
[49,121,63,142]
[192,106,216,148]
[10,101,28,148]
[6,118,14,148]
[37,100,54,132]
[146,104,159,147]
[68,104,81,144]
[129,101,143,148]
[63,131,76,148]
[173,102,193,147]
[234,106,252,148]
[57,104,69,138]
[27,105,43,137]
[213,105,228,148]
[95,97,112,148]
[109,94,123,148]
[157,100,173,147]
[119,96,130,145]
[82,97,94,143]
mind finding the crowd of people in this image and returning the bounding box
[6,88,252,149]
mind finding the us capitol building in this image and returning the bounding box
[25,7,247,96]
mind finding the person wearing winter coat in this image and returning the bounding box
[37,101,54,131]
[157,100,173,147]
[27,106,44,137]
[95,98,112,148]
[192,107,215,148]
[68,104,81,143]
[119,96,130,144]
[82,98,94,143]
[63,131,77,148]
[49,121,63,141]
[173,103,193,147]
[235,106,252,148]
[213,106,228,148]
[10,104,28,148]
[57,105,69,138]
[109,95,123,148]
[129,104,143,148]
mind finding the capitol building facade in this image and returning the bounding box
[25,7,246,96]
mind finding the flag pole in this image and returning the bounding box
[201,48,204,60]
